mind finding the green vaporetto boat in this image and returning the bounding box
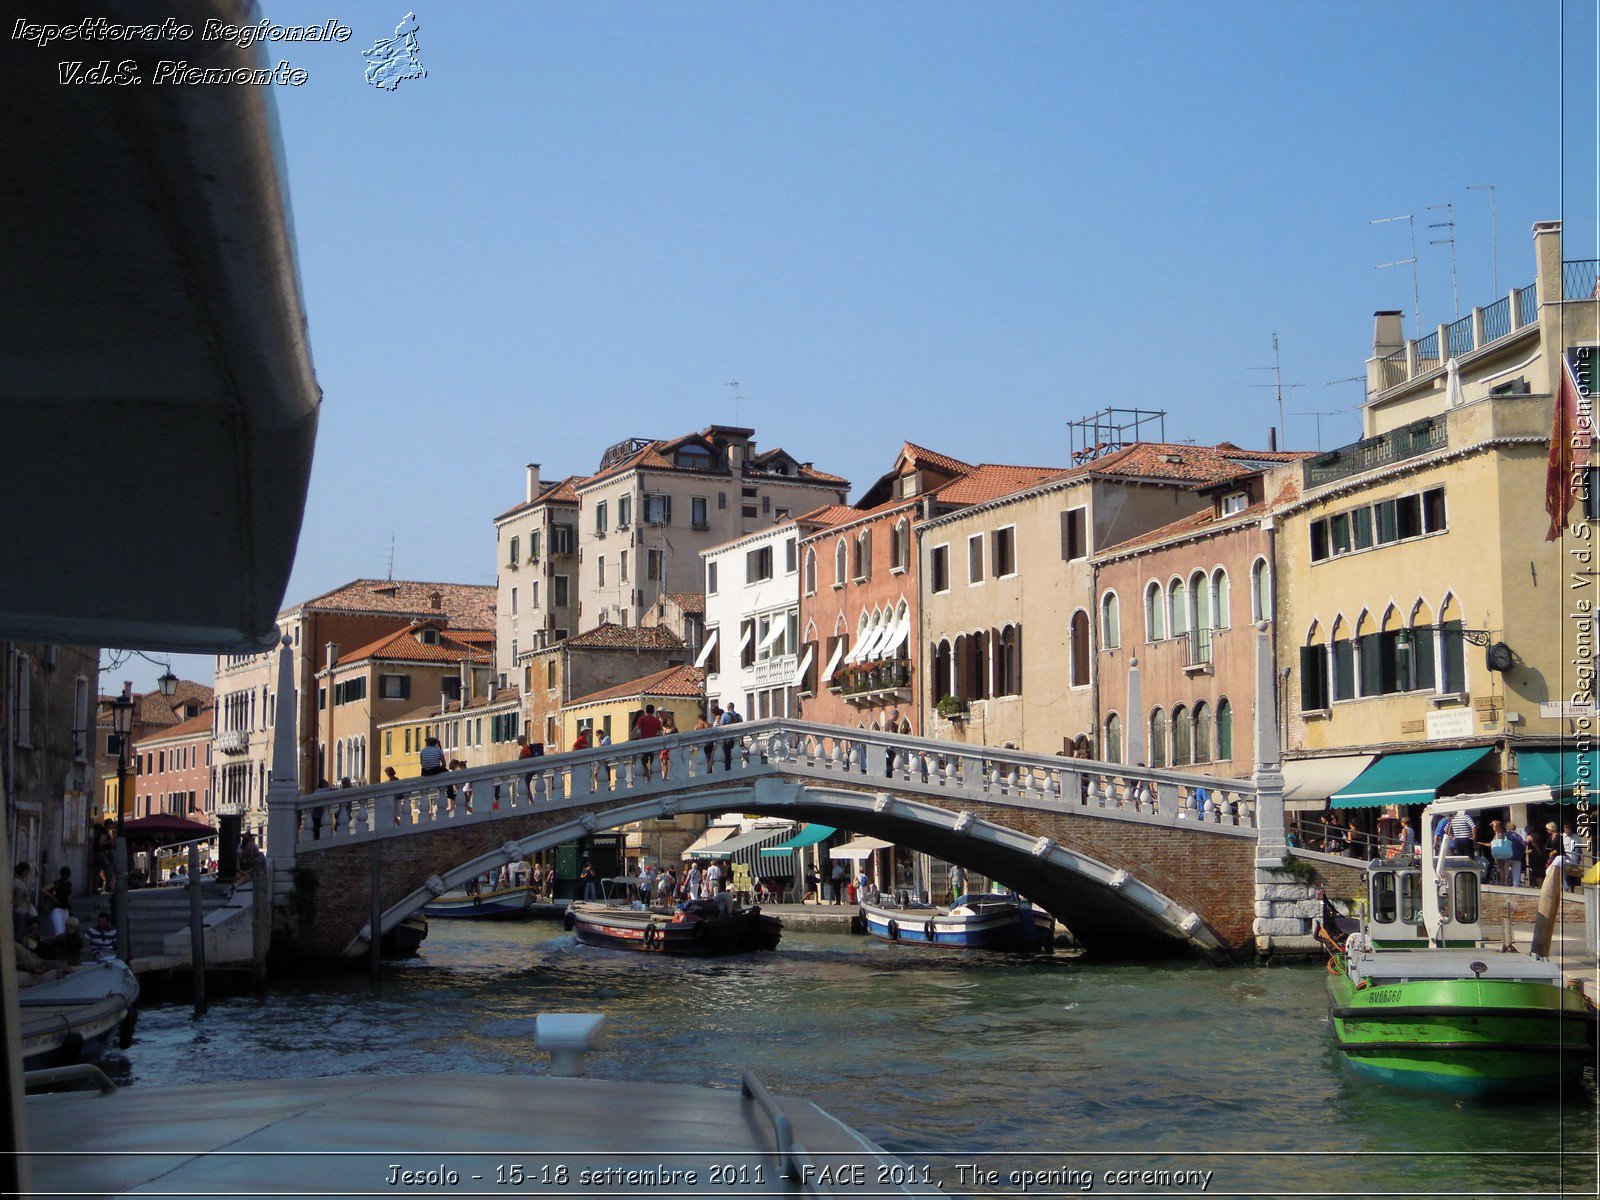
[1325,787,1596,1099]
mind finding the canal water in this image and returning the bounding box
[110,921,1594,1196]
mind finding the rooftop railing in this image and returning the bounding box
[1303,416,1446,489]
[1564,259,1599,301]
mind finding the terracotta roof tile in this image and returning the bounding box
[580,428,846,487]
[1098,502,1267,556]
[296,579,496,629]
[1079,442,1308,485]
[129,681,214,728]
[495,475,583,520]
[567,664,705,707]
[564,622,686,651]
[932,464,1070,505]
[901,442,975,475]
[339,624,493,665]
[795,504,861,527]
[662,592,705,616]
[134,710,213,746]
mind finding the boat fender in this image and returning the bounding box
[671,912,685,923]
[692,921,707,942]
[644,922,659,949]
[924,920,936,942]
[563,910,576,932]
[850,910,867,934]
[887,919,899,941]
[118,1009,138,1049]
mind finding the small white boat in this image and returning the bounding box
[17,959,140,1070]
[422,883,537,920]
[859,893,1056,952]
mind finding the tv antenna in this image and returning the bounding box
[1293,407,1345,451]
[1428,202,1461,321]
[1467,184,1499,296]
[725,380,743,424]
[1372,213,1422,340]
[1249,333,1304,448]
[384,532,396,580]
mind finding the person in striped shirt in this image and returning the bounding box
[1447,810,1477,857]
[419,736,446,775]
[84,911,117,962]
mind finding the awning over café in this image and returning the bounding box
[1282,755,1374,812]
[1331,746,1491,809]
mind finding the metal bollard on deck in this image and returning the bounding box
[535,1013,606,1077]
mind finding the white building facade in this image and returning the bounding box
[700,521,808,720]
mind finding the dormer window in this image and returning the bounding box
[417,627,440,646]
[675,444,714,471]
[1221,492,1248,516]
[900,472,921,499]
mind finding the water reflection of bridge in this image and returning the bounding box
[260,636,1302,961]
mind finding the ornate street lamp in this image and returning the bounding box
[157,667,178,698]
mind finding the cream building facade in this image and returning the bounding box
[493,467,581,686]
[1278,220,1599,813]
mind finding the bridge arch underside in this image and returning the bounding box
[297,783,1255,962]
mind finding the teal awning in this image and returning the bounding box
[759,825,836,856]
[1331,746,1491,809]
[1516,748,1598,801]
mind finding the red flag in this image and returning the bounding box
[1545,354,1594,540]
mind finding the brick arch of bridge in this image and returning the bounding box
[295,780,1255,961]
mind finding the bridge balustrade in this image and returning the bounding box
[288,719,1259,850]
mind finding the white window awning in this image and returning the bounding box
[849,622,886,663]
[876,614,910,660]
[693,629,719,670]
[737,624,754,655]
[792,646,815,688]
[757,619,786,651]
[820,640,846,684]
[829,836,895,860]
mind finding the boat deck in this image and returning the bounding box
[27,1073,929,1198]
[1350,947,1566,986]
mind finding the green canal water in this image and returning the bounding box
[111,921,1595,1196]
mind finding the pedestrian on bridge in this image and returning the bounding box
[717,702,743,770]
[632,705,663,779]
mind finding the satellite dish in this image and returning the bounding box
[1485,642,1514,672]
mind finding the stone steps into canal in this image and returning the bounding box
[70,884,249,965]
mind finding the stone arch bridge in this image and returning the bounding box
[270,717,1292,962]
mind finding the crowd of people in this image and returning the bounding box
[1292,812,1590,891]
[11,860,119,976]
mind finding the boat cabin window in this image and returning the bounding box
[1370,871,1396,923]
[1399,871,1422,923]
[1452,870,1479,924]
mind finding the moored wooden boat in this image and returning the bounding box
[860,893,1055,952]
[381,913,428,958]
[565,882,781,956]
[1324,786,1597,1099]
[422,883,536,920]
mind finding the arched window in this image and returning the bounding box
[1168,578,1189,637]
[998,625,1021,696]
[1250,557,1271,623]
[835,539,848,585]
[891,519,910,571]
[854,531,872,580]
[1104,713,1122,764]
[1189,570,1212,632]
[1193,702,1211,765]
[335,740,344,778]
[1145,582,1165,641]
[1069,610,1091,687]
[803,548,817,595]
[1172,704,1191,766]
[931,639,954,704]
[1212,568,1231,629]
[1101,591,1120,649]
[1409,599,1437,692]
[1216,699,1233,761]
[1149,709,1168,768]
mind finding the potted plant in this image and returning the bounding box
[936,694,967,721]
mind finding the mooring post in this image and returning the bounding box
[369,838,382,979]
[189,842,206,1017]
[113,837,129,964]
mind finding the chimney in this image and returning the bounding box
[526,463,541,503]
[429,590,442,611]
[727,441,745,472]
[1268,427,1278,452]
[1372,311,1404,359]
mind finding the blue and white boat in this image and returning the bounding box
[422,883,535,920]
[859,893,1056,952]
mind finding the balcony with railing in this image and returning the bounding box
[1302,416,1447,489]
[216,728,251,755]
[1183,627,1214,673]
[838,658,912,703]
[1565,259,1599,301]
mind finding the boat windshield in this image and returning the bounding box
[1452,871,1479,923]
[1370,872,1396,923]
[1399,872,1422,923]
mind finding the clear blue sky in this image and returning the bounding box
[133,1,1598,691]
